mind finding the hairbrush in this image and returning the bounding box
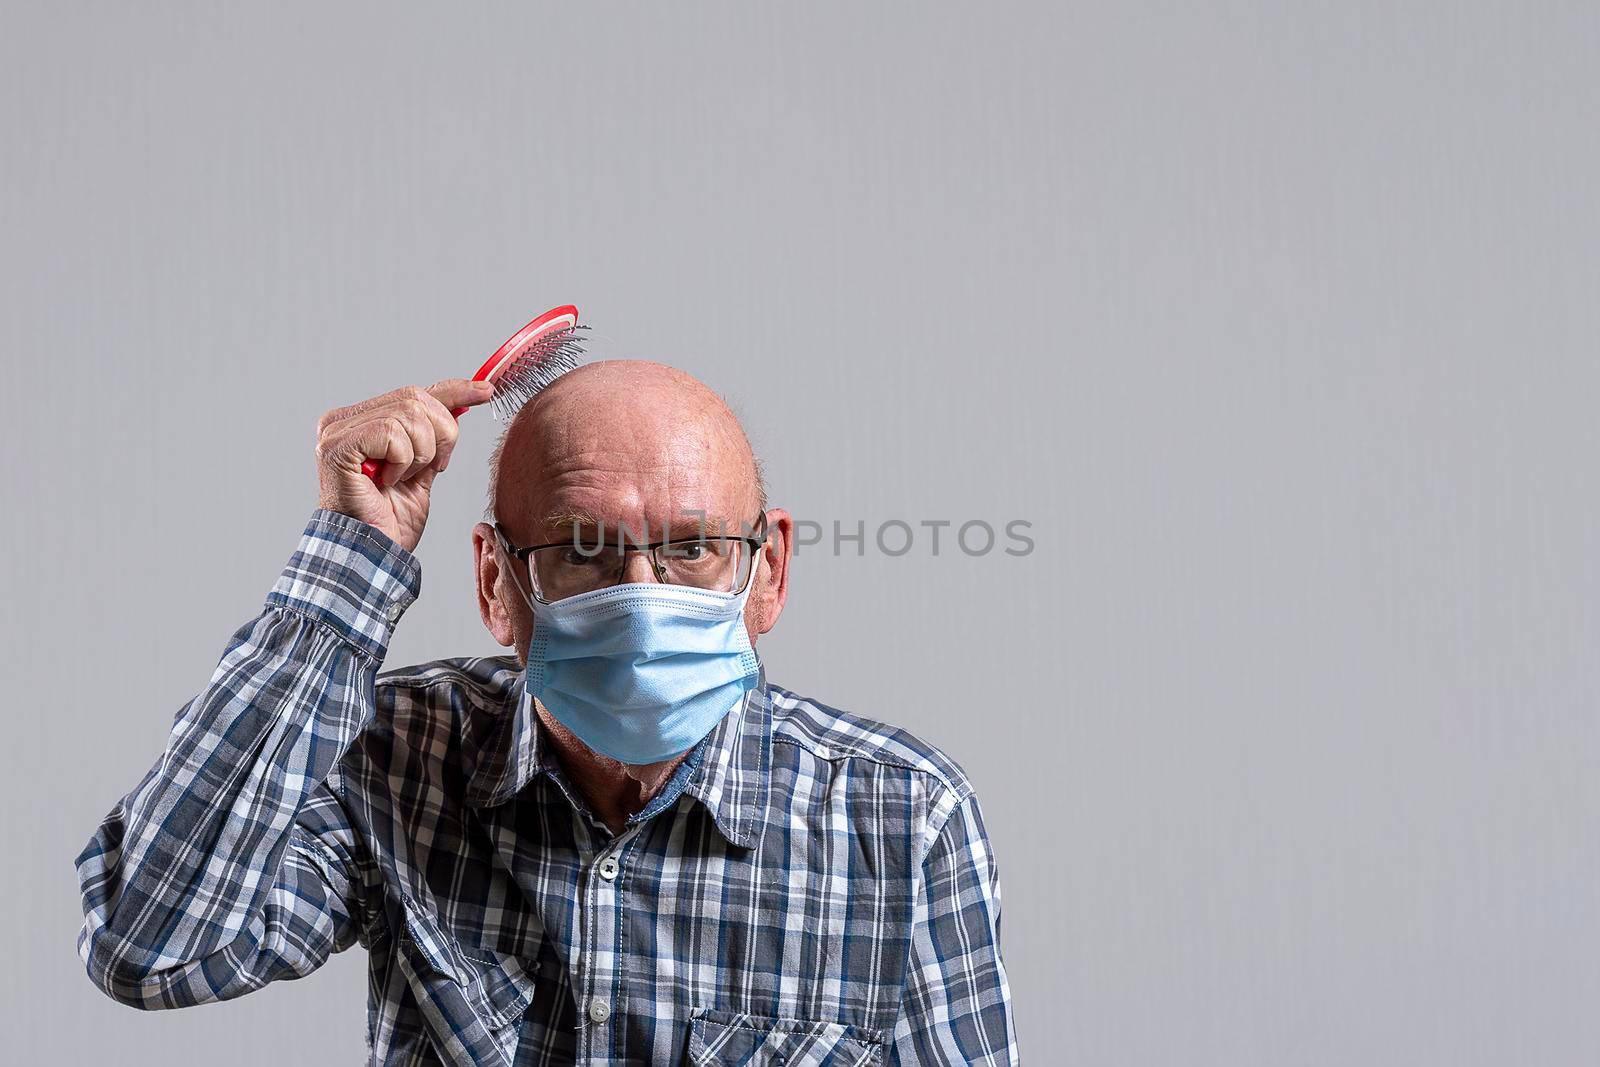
[360,304,587,481]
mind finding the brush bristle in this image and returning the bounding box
[489,325,588,420]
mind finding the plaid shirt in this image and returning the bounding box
[76,509,1017,1065]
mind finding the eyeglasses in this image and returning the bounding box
[495,512,769,604]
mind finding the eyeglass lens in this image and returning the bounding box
[531,538,753,600]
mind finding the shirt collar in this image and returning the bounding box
[463,661,771,850]
[460,662,544,811]
[680,670,771,849]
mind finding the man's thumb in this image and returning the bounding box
[427,377,496,412]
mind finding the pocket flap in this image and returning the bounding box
[687,1008,885,1067]
[453,945,539,1028]
[397,900,538,1030]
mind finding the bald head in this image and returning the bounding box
[485,360,765,540]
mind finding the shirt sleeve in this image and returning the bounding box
[890,789,1020,1065]
[74,508,421,1009]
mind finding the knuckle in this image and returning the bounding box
[423,394,452,421]
[397,411,427,442]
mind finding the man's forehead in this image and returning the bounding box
[487,359,764,532]
[495,463,754,529]
[502,460,760,523]
[533,508,752,535]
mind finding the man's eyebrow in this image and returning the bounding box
[661,513,738,535]
[539,511,601,530]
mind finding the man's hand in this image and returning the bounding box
[315,379,495,553]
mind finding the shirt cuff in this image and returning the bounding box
[265,508,422,661]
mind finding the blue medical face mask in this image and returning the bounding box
[512,577,761,765]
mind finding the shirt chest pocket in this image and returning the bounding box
[395,900,539,1062]
[686,1008,886,1067]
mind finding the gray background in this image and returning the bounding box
[3,3,1597,1063]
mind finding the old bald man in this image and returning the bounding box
[76,363,1017,1065]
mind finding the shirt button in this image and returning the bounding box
[598,856,619,881]
[588,998,611,1023]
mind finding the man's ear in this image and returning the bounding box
[471,522,517,648]
[746,508,793,642]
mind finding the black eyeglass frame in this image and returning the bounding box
[494,511,770,605]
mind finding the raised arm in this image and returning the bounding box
[75,509,419,1007]
[75,376,494,1009]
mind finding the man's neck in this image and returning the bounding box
[534,702,687,836]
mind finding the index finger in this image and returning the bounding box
[427,377,497,414]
